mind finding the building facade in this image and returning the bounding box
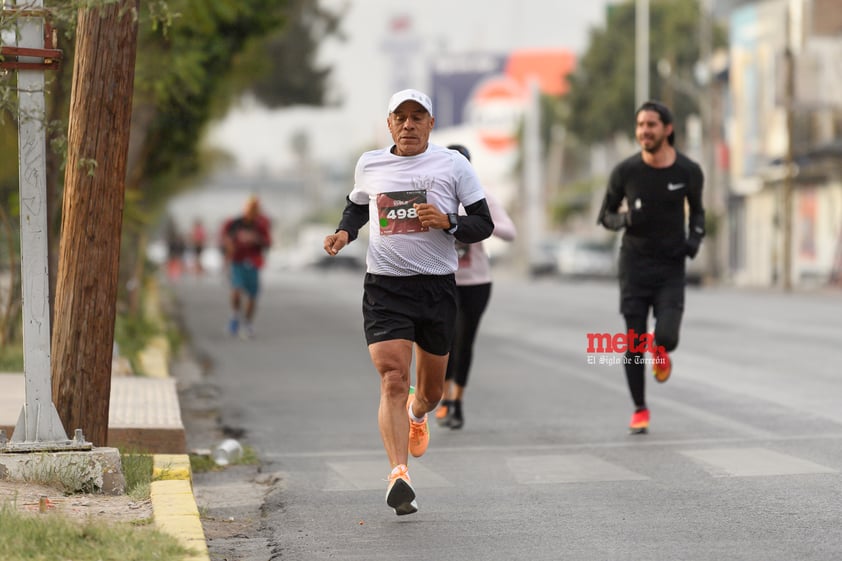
[725,0,842,287]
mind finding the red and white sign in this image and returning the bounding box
[465,75,527,153]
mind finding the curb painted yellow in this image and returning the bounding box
[147,280,209,560]
[153,453,192,480]
[138,277,170,378]
[151,455,210,561]
[138,335,171,378]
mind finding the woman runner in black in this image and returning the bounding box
[436,144,517,429]
[597,100,705,434]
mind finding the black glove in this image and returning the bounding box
[599,199,645,231]
[599,211,629,231]
[686,237,701,259]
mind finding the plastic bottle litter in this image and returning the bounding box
[212,438,243,466]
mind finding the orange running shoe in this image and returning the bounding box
[435,400,451,421]
[407,398,430,458]
[652,346,672,383]
[629,408,650,434]
[386,464,417,516]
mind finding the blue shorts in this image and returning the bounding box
[230,263,260,297]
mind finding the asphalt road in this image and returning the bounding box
[171,266,842,561]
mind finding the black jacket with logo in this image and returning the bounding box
[597,151,705,263]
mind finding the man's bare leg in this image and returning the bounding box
[369,339,413,468]
[413,344,448,418]
[230,290,241,315]
[244,296,256,323]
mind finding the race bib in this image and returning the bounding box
[377,190,428,236]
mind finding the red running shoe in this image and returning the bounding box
[652,346,672,383]
[629,408,650,434]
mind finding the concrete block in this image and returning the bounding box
[0,446,125,495]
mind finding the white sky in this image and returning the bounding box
[205,0,612,174]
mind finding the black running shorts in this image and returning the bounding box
[618,252,685,318]
[362,272,457,356]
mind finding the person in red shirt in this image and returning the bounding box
[221,196,272,338]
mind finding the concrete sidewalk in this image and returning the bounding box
[0,373,186,453]
[0,372,209,561]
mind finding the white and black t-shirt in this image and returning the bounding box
[349,143,486,276]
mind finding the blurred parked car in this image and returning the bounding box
[555,238,616,279]
[529,236,617,279]
[530,238,564,277]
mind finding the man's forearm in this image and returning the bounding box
[337,196,369,242]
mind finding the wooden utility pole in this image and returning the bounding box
[51,0,139,446]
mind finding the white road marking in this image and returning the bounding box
[500,345,777,439]
[323,460,452,491]
[507,454,649,484]
[680,447,838,477]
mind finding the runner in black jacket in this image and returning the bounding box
[597,100,705,434]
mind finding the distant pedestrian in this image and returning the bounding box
[597,100,705,434]
[221,196,272,339]
[165,217,186,281]
[322,89,494,515]
[190,218,207,275]
[436,144,516,430]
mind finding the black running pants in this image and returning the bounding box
[444,282,492,388]
[622,279,684,409]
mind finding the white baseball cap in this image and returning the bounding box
[387,89,433,116]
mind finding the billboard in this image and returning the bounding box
[431,49,576,153]
[430,53,507,129]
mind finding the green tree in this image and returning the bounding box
[129,0,343,208]
[246,0,344,108]
[1,0,342,323]
[563,0,726,146]
[122,0,343,312]
[0,0,339,398]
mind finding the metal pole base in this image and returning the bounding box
[1,404,92,452]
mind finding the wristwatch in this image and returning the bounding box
[446,213,458,235]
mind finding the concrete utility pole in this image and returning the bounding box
[635,0,650,108]
[698,0,720,281]
[782,6,796,292]
[0,1,89,451]
[523,79,545,273]
[781,7,795,292]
